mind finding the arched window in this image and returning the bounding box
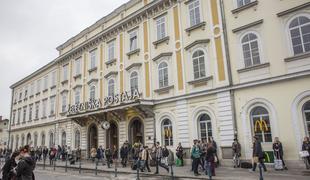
[303,101,310,136]
[241,33,261,67]
[26,133,31,145]
[289,16,310,55]
[89,85,96,100]
[250,106,272,142]
[49,132,54,147]
[41,133,46,146]
[162,119,173,146]
[198,114,212,141]
[158,62,168,88]
[61,132,66,146]
[34,133,38,147]
[75,130,81,148]
[130,71,139,92]
[15,135,19,150]
[108,79,115,97]
[193,50,206,79]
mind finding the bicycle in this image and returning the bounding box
[232,153,240,168]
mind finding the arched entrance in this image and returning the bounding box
[106,121,118,149]
[129,118,144,145]
[88,124,98,156]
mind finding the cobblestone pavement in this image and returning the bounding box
[34,159,310,180]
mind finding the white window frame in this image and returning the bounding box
[89,85,96,100]
[236,0,252,8]
[188,0,202,27]
[30,83,34,96]
[130,71,139,92]
[158,61,169,88]
[50,97,55,115]
[162,119,173,146]
[35,102,40,119]
[36,79,41,93]
[129,30,138,51]
[107,41,115,61]
[108,79,115,97]
[156,16,166,40]
[192,49,206,80]
[42,99,47,117]
[44,75,48,90]
[62,93,67,112]
[29,104,33,121]
[250,106,272,143]
[63,64,68,81]
[17,108,21,124]
[22,107,27,123]
[89,49,97,69]
[75,58,81,75]
[75,88,81,104]
[51,71,56,87]
[303,101,310,136]
[24,86,28,99]
[240,31,263,68]
[198,113,212,141]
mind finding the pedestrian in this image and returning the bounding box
[14,145,36,180]
[105,148,112,168]
[76,146,81,162]
[96,145,104,165]
[209,137,219,166]
[141,146,151,172]
[162,145,169,166]
[57,145,62,160]
[191,139,201,176]
[302,137,310,167]
[1,151,19,180]
[120,142,129,167]
[90,147,97,162]
[176,142,184,166]
[154,142,169,174]
[49,146,56,165]
[232,138,241,168]
[273,137,288,170]
[42,146,48,162]
[251,136,267,172]
[112,145,118,160]
[205,142,216,177]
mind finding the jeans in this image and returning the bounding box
[155,158,169,173]
[192,158,200,174]
[252,158,267,171]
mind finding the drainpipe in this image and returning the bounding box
[219,0,238,138]
[7,89,14,150]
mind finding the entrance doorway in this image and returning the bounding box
[106,122,118,149]
[88,124,98,157]
[129,118,144,145]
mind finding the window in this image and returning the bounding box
[14,92,17,103]
[241,33,261,67]
[108,79,115,97]
[24,87,28,98]
[237,0,251,8]
[34,133,38,147]
[29,104,33,121]
[188,0,201,27]
[129,30,138,51]
[75,130,81,148]
[12,111,16,125]
[198,114,212,141]
[162,119,173,146]
[89,49,97,69]
[36,79,41,93]
[42,99,47,117]
[17,109,21,124]
[156,16,166,40]
[158,62,169,88]
[26,133,31,145]
[49,133,54,147]
[35,102,40,119]
[23,107,27,123]
[15,135,19,149]
[63,64,68,81]
[44,75,48,90]
[21,135,25,147]
[30,83,34,96]
[108,41,115,61]
[50,97,55,115]
[61,132,66,146]
[41,133,45,146]
[289,16,310,55]
[19,91,22,101]
[130,71,138,92]
[51,71,56,87]
[74,88,80,104]
[303,101,310,136]
[251,106,272,142]
[62,94,67,112]
[192,50,206,79]
[75,58,81,75]
[89,85,96,100]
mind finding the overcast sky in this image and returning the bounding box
[0,0,128,119]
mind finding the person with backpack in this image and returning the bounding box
[2,151,19,180]
[14,145,36,180]
[273,137,287,170]
[191,139,201,176]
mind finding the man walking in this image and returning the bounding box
[191,139,201,176]
[251,136,267,172]
[154,142,169,174]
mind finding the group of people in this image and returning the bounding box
[1,145,35,180]
[90,145,117,168]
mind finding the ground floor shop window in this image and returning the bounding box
[198,113,212,141]
[162,119,173,146]
[251,106,272,142]
[303,101,310,136]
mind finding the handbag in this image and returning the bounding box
[299,151,310,158]
[253,156,259,163]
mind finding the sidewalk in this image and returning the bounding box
[35,159,310,180]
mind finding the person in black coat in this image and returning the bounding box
[15,145,36,180]
[273,137,287,170]
[120,142,129,167]
[2,151,19,180]
[302,137,310,166]
[251,136,267,172]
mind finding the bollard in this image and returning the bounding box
[65,154,68,172]
[79,160,81,174]
[136,159,140,180]
[170,164,174,180]
[53,159,56,171]
[95,159,98,176]
[114,159,118,177]
[259,163,264,180]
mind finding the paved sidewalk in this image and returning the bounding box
[35,159,310,180]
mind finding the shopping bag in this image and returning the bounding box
[175,158,182,167]
[274,159,283,170]
[299,151,309,158]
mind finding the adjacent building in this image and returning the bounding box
[8,0,310,165]
[0,116,9,149]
